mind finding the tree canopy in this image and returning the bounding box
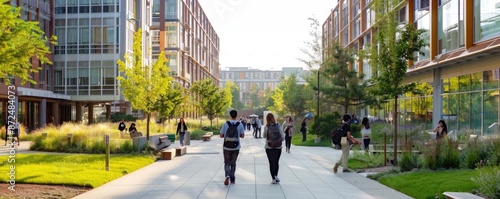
[190,78,231,127]
[117,29,173,141]
[0,1,56,84]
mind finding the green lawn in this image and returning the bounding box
[378,169,480,199]
[0,154,155,188]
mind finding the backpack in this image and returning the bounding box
[267,123,283,148]
[331,123,347,146]
[223,121,240,148]
[118,123,126,131]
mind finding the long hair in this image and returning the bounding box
[286,115,293,123]
[179,118,185,124]
[266,113,276,125]
[362,117,370,129]
[439,120,448,133]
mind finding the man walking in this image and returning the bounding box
[220,110,245,185]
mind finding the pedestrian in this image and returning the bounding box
[255,116,262,138]
[246,117,251,131]
[300,118,308,142]
[220,110,245,185]
[361,117,371,150]
[333,114,360,173]
[128,123,142,138]
[118,119,127,138]
[3,119,8,146]
[433,120,448,139]
[176,118,188,146]
[264,113,285,184]
[282,114,295,153]
[12,118,20,146]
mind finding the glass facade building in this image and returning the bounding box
[323,0,500,137]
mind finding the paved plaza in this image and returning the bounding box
[72,128,411,199]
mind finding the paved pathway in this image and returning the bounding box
[72,129,412,199]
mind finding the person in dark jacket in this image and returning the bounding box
[176,118,188,146]
[118,119,127,138]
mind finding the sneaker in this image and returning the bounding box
[343,169,351,173]
[274,176,280,182]
[333,163,339,174]
[231,181,235,184]
[271,179,277,184]
[224,176,229,185]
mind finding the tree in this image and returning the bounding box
[269,87,286,117]
[0,1,56,84]
[117,29,173,141]
[322,43,374,113]
[249,84,261,108]
[368,0,426,165]
[154,81,187,124]
[297,17,322,70]
[190,78,230,128]
[281,74,313,121]
[227,81,243,110]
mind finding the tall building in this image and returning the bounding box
[322,0,500,136]
[53,0,151,123]
[0,0,73,131]
[150,0,220,118]
[219,67,308,107]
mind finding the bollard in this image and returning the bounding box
[104,134,110,171]
[67,134,73,144]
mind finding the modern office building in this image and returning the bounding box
[0,0,74,131]
[322,0,500,136]
[219,67,308,107]
[150,0,220,118]
[53,0,151,123]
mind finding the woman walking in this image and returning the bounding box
[264,113,285,184]
[361,117,371,150]
[282,115,295,153]
[176,118,188,146]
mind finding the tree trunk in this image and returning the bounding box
[146,113,150,142]
[393,96,398,166]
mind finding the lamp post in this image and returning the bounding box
[313,70,320,141]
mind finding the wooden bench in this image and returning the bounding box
[443,192,484,199]
[176,146,187,156]
[161,148,176,160]
[202,134,211,141]
[156,136,171,150]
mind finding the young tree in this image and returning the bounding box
[282,74,313,121]
[269,87,286,117]
[226,81,243,110]
[154,81,187,124]
[117,29,173,141]
[190,78,230,127]
[249,84,261,108]
[322,43,374,113]
[0,1,56,84]
[369,0,426,165]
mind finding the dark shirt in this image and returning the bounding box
[341,123,351,137]
[129,126,137,132]
[118,122,126,131]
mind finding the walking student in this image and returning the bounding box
[300,118,308,142]
[282,114,295,153]
[361,117,371,150]
[176,118,188,146]
[264,113,285,184]
[118,119,127,138]
[12,118,20,146]
[255,116,262,138]
[220,110,245,185]
[333,114,360,173]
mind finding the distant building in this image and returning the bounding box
[219,67,308,106]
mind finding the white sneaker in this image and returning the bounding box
[271,179,277,184]
[274,176,280,182]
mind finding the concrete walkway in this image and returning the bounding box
[73,129,412,199]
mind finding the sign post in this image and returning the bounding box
[104,134,110,171]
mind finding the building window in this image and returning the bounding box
[352,18,360,39]
[474,0,500,42]
[438,0,463,54]
[334,10,339,37]
[165,0,177,19]
[153,0,160,17]
[341,0,349,28]
[152,30,160,45]
[166,26,177,48]
[414,14,430,61]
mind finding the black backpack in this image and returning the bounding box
[331,123,347,146]
[223,121,240,148]
[267,123,283,148]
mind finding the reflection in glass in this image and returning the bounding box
[474,0,500,42]
[483,90,499,136]
[415,14,430,61]
[483,69,500,90]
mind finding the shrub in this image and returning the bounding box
[465,141,482,169]
[350,151,385,168]
[309,112,342,139]
[189,129,206,140]
[471,167,500,199]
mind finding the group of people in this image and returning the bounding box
[239,116,262,138]
[3,118,20,146]
[117,120,142,139]
[118,118,190,146]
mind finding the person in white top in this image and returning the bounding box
[361,117,371,151]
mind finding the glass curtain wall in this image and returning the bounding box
[474,0,500,42]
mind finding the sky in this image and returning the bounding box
[197,0,335,71]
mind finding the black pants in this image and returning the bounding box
[363,138,370,150]
[301,130,306,141]
[285,133,292,149]
[265,149,282,179]
[223,149,240,181]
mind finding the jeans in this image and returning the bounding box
[363,138,370,150]
[223,149,240,181]
[255,127,261,137]
[285,133,292,149]
[266,149,282,179]
[179,133,185,146]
